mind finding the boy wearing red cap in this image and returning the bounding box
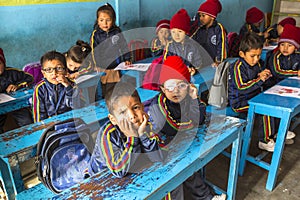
[267,24,300,86]
[146,56,226,200]
[151,19,171,57]
[264,17,297,43]
[163,9,203,76]
[0,48,34,133]
[191,0,228,67]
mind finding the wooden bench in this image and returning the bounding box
[0,88,159,200]
[17,115,246,200]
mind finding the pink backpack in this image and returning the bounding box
[23,62,43,85]
[142,56,163,91]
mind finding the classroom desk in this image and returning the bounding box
[18,115,246,200]
[0,88,33,115]
[238,77,300,191]
[0,88,158,200]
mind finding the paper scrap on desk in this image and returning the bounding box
[114,62,151,71]
[288,76,300,80]
[263,45,277,50]
[264,85,300,99]
[0,93,16,104]
[75,74,97,84]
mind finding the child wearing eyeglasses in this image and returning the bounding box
[32,50,76,122]
[145,56,226,200]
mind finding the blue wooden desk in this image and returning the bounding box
[0,88,158,200]
[17,115,246,200]
[0,88,33,115]
[239,77,300,191]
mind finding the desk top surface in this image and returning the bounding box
[249,78,300,112]
[17,115,245,200]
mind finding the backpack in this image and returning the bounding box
[141,56,163,91]
[208,61,230,109]
[35,118,93,194]
[128,39,151,62]
[23,61,43,85]
[227,32,241,58]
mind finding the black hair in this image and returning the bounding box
[239,32,264,53]
[93,3,117,30]
[65,40,91,64]
[105,83,141,115]
[40,50,67,68]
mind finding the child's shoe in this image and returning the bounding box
[286,131,296,140]
[258,139,275,152]
[212,193,226,200]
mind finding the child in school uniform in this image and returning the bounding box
[89,83,164,178]
[267,24,300,85]
[65,40,92,80]
[146,56,226,200]
[90,3,131,98]
[239,7,266,40]
[0,48,33,133]
[228,32,295,152]
[150,19,171,57]
[163,9,205,76]
[264,17,296,43]
[191,0,228,67]
[32,51,77,122]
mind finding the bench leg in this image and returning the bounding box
[238,105,255,176]
[226,127,243,200]
[0,157,17,200]
[266,112,291,191]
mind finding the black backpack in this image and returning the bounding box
[35,118,93,194]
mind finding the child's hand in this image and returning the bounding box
[258,69,272,82]
[189,84,198,99]
[125,61,132,66]
[137,113,149,137]
[119,118,138,137]
[6,84,19,93]
[188,67,196,76]
[67,72,79,80]
[56,74,70,87]
[211,62,220,68]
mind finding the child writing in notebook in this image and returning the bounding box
[191,0,228,67]
[89,83,164,178]
[90,3,131,97]
[32,51,76,122]
[0,48,33,133]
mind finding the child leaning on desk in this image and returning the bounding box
[227,32,296,152]
[191,0,228,67]
[145,56,226,200]
[0,48,33,133]
[32,51,77,122]
[89,83,164,178]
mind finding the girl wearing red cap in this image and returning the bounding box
[151,19,171,57]
[0,48,34,133]
[191,0,228,67]
[145,56,226,200]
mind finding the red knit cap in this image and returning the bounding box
[279,24,300,49]
[159,56,191,84]
[156,19,170,34]
[278,17,296,27]
[198,0,222,18]
[170,9,191,35]
[0,48,6,65]
[246,7,264,24]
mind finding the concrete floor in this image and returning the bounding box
[206,122,300,200]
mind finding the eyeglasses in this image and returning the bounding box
[42,66,65,73]
[164,82,188,92]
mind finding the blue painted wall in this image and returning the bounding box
[0,0,273,69]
